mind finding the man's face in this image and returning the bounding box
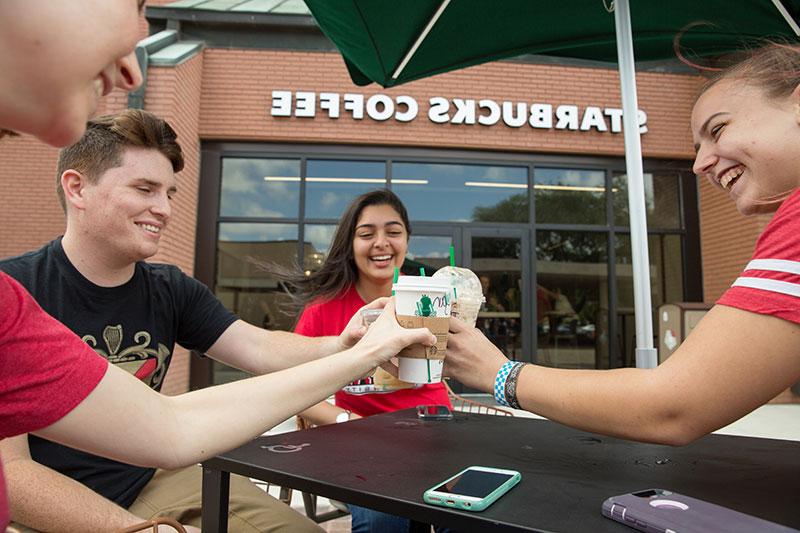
[0,0,144,147]
[78,147,177,264]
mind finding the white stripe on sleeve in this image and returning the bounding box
[731,277,800,298]
[744,259,800,275]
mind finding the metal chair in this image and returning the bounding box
[443,380,514,416]
[116,517,187,533]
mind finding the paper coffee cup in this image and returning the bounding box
[392,277,451,384]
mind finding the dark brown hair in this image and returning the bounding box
[700,43,800,99]
[55,109,184,211]
[272,189,411,315]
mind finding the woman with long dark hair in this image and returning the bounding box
[285,189,451,532]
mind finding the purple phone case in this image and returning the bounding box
[602,489,797,533]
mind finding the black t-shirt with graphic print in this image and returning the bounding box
[0,237,238,508]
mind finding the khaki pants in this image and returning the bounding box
[12,465,322,533]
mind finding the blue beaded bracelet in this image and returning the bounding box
[493,361,517,407]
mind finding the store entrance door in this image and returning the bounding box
[465,227,531,366]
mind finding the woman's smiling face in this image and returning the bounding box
[0,0,144,147]
[691,79,800,215]
[352,204,409,286]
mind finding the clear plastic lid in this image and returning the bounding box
[432,266,485,302]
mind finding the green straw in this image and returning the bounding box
[449,245,456,267]
[419,267,426,276]
[392,266,399,296]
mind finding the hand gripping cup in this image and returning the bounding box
[432,266,485,327]
[392,277,452,383]
[342,308,416,393]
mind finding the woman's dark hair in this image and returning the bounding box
[272,189,411,316]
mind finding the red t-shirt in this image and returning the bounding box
[0,272,108,528]
[717,188,800,325]
[294,284,450,416]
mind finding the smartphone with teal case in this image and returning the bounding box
[423,466,521,512]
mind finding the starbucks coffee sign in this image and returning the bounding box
[270,90,647,134]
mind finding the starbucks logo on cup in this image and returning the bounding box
[416,294,435,317]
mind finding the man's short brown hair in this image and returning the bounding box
[56,109,184,211]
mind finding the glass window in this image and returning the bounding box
[473,236,524,360]
[220,158,300,218]
[305,160,386,219]
[214,223,297,384]
[612,171,681,229]
[392,162,528,222]
[535,168,606,225]
[303,224,337,273]
[536,230,608,369]
[404,235,453,275]
[615,234,684,368]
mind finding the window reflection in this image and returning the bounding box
[404,235,452,276]
[393,162,528,222]
[473,236,523,359]
[615,234,683,368]
[214,223,297,384]
[536,231,608,369]
[613,172,681,228]
[209,153,691,382]
[305,160,386,219]
[303,224,336,273]
[221,158,300,218]
[535,168,606,225]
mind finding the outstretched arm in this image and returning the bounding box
[444,304,800,445]
[205,298,390,374]
[37,299,435,468]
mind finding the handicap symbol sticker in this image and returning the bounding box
[260,443,311,453]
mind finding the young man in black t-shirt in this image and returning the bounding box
[0,110,356,532]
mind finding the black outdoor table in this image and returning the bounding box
[201,409,800,532]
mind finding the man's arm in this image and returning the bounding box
[205,298,389,375]
[37,299,435,469]
[1,435,160,532]
[298,401,361,427]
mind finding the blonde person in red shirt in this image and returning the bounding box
[275,189,451,533]
[444,43,800,447]
[0,3,436,531]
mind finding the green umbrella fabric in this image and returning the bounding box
[305,0,800,88]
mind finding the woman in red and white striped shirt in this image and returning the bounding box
[444,43,800,446]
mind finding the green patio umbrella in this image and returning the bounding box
[304,0,800,368]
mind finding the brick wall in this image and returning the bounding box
[199,49,702,160]
[142,53,204,396]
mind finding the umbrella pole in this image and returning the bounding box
[613,0,658,369]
